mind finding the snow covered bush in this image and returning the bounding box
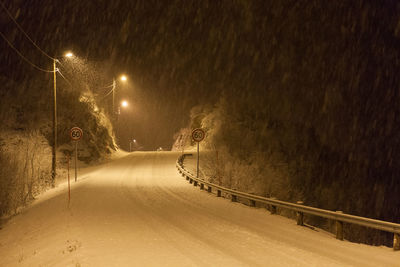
[179,78,400,246]
[0,131,51,216]
[0,65,116,216]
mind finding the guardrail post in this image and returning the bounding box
[394,233,400,251]
[189,178,193,184]
[231,194,237,202]
[336,211,344,241]
[186,176,189,180]
[269,197,277,214]
[296,201,304,226]
[200,183,204,190]
[250,200,256,207]
[217,190,221,197]
[270,205,277,214]
[207,186,212,193]
[193,180,198,186]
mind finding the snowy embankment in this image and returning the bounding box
[0,152,398,266]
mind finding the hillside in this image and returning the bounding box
[0,73,116,217]
[172,1,400,247]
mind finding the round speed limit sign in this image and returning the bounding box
[70,127,83,141]
[192,128,205,142]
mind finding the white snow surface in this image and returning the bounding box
[0,151,399,266]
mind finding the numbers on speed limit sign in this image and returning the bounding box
[192,128,205,142]
[70,127,83,141]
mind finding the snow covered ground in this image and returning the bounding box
[0,151,398,266]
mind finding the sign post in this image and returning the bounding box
[191,128,205,178]
[70,127,83,182]
[180,134,186,155]
[67,154,70,206]
[74,141,78,182]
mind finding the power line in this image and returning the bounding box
[100,83,114,89]
[56,69,73,86]
[101,87,114,98]
[0,31,55,73]
[0,0,56,61]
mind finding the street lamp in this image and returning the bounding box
[52,58,57,186]
[51,51,73,186]
[115,99,129,145]
[117,100,129,115]
[129,139,136,152]
[112,74,127,119]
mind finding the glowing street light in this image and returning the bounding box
[130,139,137,152]
[112,74,128,118]
[117,100,129,115]
[51,50,74,186]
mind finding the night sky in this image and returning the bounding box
[1,0,248,149]
[1,0,400,151]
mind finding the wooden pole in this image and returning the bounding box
[74,141,78,182]
[67,155,70,205]
[112,79,116,119]
[52,59,57,187]
[196,142,199,178]
[181,136,184,155]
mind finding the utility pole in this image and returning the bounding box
[112,78,116,119]
[52,59,57,187]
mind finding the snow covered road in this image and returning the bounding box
[0,151,398,266]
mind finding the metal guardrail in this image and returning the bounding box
[176,154,400,250]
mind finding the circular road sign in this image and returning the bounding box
[70,127,83,141]
[192,128,205,142]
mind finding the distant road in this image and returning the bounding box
[0,152,398,266]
